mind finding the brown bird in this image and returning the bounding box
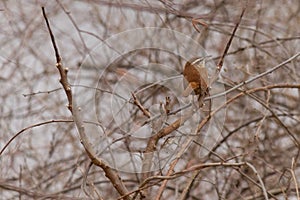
[183,57,209,107]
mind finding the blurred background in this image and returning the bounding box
[0,0,299,199]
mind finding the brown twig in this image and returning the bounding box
[22,88,62,97]
[208,52,300,100]
[290,157,300,200]
[131,92,151,118]
[192,18,208,33]
[0,120,73,156]
[154,82,300,199]
[121,162,246,200]
[42,7,130,199]
[217,4,246,72]
[140,110,194,197]
[42,7,72,112]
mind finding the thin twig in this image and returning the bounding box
[22,88,62,97]
[290,157,300,199]
[208,52,300,100]
[131,92,151,118]
[217,4,246,71]
[120,162,246,200]
[42,7,61,64]
[42,7,72,112]
[41,7,130,199]
[245,162,269,200]
[192,18,208,33]
[0,120,73,156]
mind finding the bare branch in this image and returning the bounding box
[42,7,73,112]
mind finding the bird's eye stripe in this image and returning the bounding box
[191,57,204,65]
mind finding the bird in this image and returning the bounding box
[182,57,209,107]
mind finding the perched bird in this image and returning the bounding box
[183,57,209,107]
